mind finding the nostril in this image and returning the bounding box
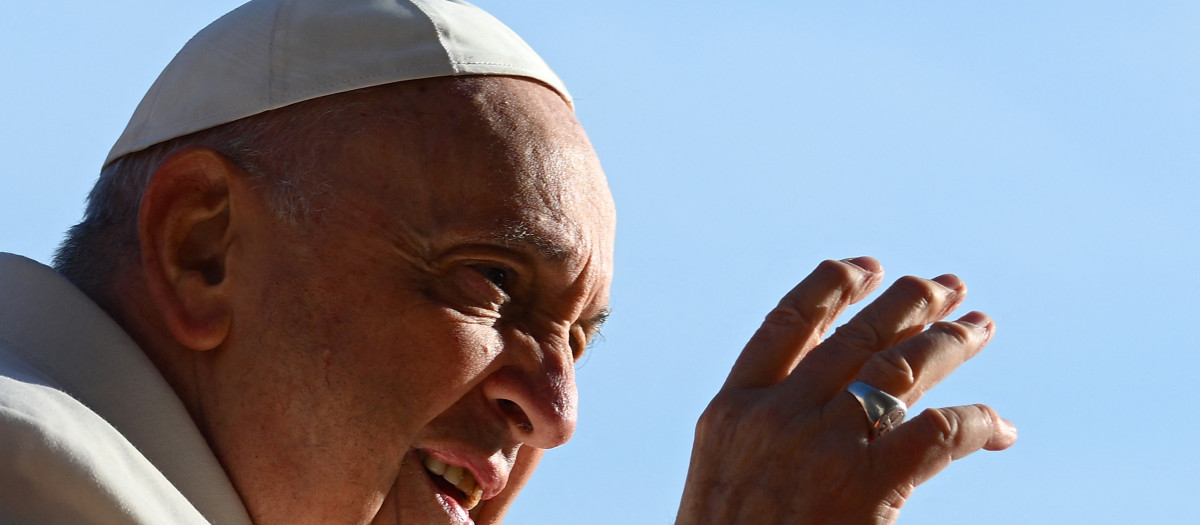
[498,398,534,433]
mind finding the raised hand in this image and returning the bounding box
[676,257,1017,524]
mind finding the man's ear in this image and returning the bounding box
[138,147,241,352]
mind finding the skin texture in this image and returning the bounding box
[675,258,1017,524]
[111,76,1014,524]
[125,77,614,524]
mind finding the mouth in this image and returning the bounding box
[419,450,485,511]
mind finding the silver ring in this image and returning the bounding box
[846,381,907,438]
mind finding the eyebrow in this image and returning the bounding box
[486,221,575,262]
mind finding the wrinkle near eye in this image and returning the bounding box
[568,325,586,361]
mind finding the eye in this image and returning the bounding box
[461,263,515,306]
[478,265,508,289]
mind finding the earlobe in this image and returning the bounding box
[139,147,239,352]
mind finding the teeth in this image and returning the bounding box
[421,453,485,511]
[424,456,448,476]
[458,475,475,495]
[464,487,483,510]
[443,465,464,485]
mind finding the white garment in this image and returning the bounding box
[0,253,251,524]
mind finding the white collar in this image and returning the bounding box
[0,253,251,524]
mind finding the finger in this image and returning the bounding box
[871,404,1017,492]
[855,311,994,407]
[723,257,883,390]
[787,273,967,398]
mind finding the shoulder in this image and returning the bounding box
[0,354,211,525]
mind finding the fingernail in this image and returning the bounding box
[932,273,964,293]
[957,311,990,328]
[956,311,995,343]
[840,256,881,275]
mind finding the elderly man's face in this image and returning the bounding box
[207,78,614,524]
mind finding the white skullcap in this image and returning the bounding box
[105,0,569,167]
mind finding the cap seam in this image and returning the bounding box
[266,0,291,104]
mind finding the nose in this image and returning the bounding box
[481,335,578,449]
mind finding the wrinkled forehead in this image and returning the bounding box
[319,77,615,262]
[438,78,609,219]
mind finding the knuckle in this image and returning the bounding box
[758,259,867,333]
[695,397,736,435]
[929,320,978,347]
[917,407,962,452]
[917,405,996,460]
[831,318,884,351]
[816,258,861,284]
[970,403,1000,426]
[926,407,958,438]
[864,349,917,389]
[892,275,943,310]
[761,303,819,332]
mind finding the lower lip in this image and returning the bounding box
[416,452,474,525]
[433,492,473,525]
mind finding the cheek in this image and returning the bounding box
[252,242,506,431]
[321,305,505,427]
[382,314,505,423]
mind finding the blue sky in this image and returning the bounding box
[2,2,1197,523]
